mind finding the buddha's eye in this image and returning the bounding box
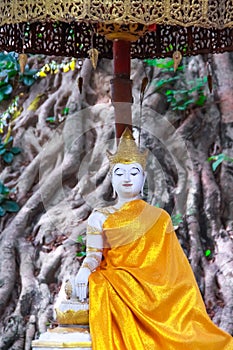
[114,169,124,176]
[130,168,140,176]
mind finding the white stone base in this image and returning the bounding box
[32,326,92,349]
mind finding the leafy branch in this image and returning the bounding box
[0,136,21,164]
[76,235,86,257]
[145,58,207,111]
[208,153,233,171]
[0,181,20,217]
[0,51,38,98]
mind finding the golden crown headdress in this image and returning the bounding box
[107,128,148,170]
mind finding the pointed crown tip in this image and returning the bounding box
[121,127,135,139]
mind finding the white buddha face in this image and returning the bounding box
[111,163,145,200]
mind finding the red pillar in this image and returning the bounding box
[111,40,132,140]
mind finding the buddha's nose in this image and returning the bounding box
[124,172,131,181]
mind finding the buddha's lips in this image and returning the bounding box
[123,184,133,187]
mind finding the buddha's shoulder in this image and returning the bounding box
[87,205,117,226]
[87,205,117,229]
[144,202,172,219]
[93,205,118,216]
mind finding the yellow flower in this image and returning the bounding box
[38,71,47,78]
[63,65,70,73]
[44,64,50,72]
[70,59,76,71]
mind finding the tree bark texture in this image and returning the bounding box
[0,53,233,348]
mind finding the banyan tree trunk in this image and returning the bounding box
[0,52,233,349]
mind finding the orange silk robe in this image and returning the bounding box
[89,199,233,350]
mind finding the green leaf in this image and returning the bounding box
[0,71,8,79]
[144,59,157,66]
[0,53,8,61]
[22,76,36,86]
[62,107,69,116]
[165,90,173,96]
[23,69,38,76]
[0,181,4,193]
[0,194,5,203]
[212,154,225,171]
[156,60,174,69]
[76,251,86,257]
[205,249,212,257]
[0,148,6,155]
[7,69,18,79]
[0,206,6,217]
[3,151,14,163]
[2,200,20,212]
[0,92,4,101]
[169,44,173,51]
[208,153,233,165]
[195,94,206,106]
[176,105,187,111]
[46,116,56,123]
[0,80,8,87]
[2,187,10,195]
[171,213,183,226]
[0,182,10,195]
[0,84,13,96]
[6,61,16,69]
[77,236,84,244]
[10,147,21,155]
[207,156,216,162]
[182,99,195,107]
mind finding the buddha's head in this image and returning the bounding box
[107,128,147,200]
[111,162,145,199]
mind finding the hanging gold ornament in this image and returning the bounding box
[140,76,148,95]
[140,76,149,105]
[173,51,182,72]
[207,74,213,93]
[88,48,99,69]
[206,62,213,93]
[78,76,83,93]
[19,53,28,73]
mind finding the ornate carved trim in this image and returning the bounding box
[0,1,233,29]
[1,21,233,58]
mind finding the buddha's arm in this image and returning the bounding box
[75,211,104,301]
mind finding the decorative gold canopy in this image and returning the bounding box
[0,1,233,29]
[0,1,233,58]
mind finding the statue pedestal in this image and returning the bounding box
[32,297,92,349]
[32,326,92,350]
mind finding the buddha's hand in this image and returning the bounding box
[75,266,91,302]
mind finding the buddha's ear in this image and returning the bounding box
[142,171,147,188]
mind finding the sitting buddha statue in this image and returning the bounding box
[75,128,233,349]
[33,128,233,350]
